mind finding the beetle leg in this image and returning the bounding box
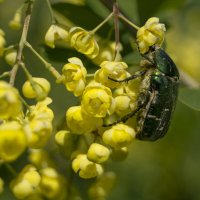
[108,70,147,83]
[102,94,149,127]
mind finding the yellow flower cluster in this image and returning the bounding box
[137,17,166,54]
[10,164,67,200]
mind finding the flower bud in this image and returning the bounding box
[22,77,51,100]
[87,143,110,164]
[4,48,17,66]
[45,24,68,48]
[9,12,22,30]
[102,124,136,148]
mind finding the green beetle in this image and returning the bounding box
[104,48,179,141]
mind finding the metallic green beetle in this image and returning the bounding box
[105,48,179,141]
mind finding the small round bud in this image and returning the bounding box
[22,77,51,100]
[4,48,17,66]
[102,124,136,148]
[87,143,110,164]
[9,12,22,30]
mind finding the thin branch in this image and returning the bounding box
[9,0,35,86]
[99,0,137,35]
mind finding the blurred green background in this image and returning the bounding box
[1,0,200,199]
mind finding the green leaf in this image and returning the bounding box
[136,0,186,24]
[52,2,111,37]
[178,88,200,111]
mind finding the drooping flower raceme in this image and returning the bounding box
[0,81,22,120]
[81,81,115,118]
[137,17,166,54]
[62,57,87,96]
[69,27,99,59]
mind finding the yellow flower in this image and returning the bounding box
[66,106,102,134]
[22,77,51,100]
[45,24,69,48]
[24,98,54,149]
[69,27,99,59]
[72,154,103,179]
[87,143,110,164]
[39,168,66,199]
[95,61,129,88]
[9,12,22,30]
[137,17,166,54]
[81,81,115,117]
[62,57,87,96]
[0,81,22,119]
[10,165,41,199]
[102,124,136,148]
[0,29,6,56]
[0,121,27,162]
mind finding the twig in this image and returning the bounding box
[9,0,35,86]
